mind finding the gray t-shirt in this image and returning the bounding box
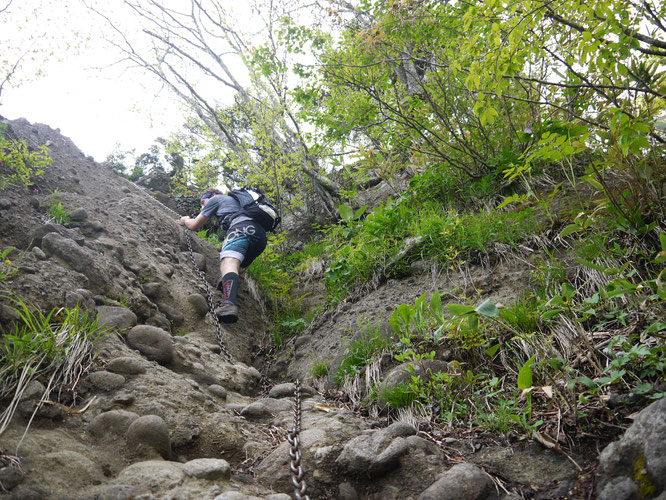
[200,194,251,227]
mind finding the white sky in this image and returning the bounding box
[0,0,190,162]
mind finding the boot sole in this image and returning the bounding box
[217,313,238,324]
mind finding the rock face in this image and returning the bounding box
[597,397,666,499]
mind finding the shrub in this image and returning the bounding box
[0,126,51,189]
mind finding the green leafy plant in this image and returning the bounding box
[46,192,71,226]
[310,361,329,379]
[0,296,109,437]
[0,133,51,189]
[0,247,17,282]
[334,319,391,386]
[270,311,309,348]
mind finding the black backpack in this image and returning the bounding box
[223,187,281,232]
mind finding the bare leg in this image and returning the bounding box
[220,257,241,276]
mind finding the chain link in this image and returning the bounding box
[287,379,309,500]
[131,183,233,363]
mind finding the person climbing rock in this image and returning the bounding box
[179,188,268,324]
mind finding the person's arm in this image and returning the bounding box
[179,213,209,231]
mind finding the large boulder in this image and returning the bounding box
[597,397,666,499]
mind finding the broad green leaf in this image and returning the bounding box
[468,314,479,332]
[485,343,500,357]
[542,308,564,320]
[445,303,476,316]
[433,325,446,343]
[559,224,581,238]
[517,356,535,390]
[475,299,499,317]
[497,193,528,210]
[353,205,368,220]
[338,204,353,222]
[561,283,576,300]
[430,291,444,323]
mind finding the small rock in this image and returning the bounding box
[338,482,359,500]
[65,291,86,309]
[336,431,410,477]
[385,421,418,437]
[126,415,171,459]
[88,220,104,232]
[0,465,24,490]
[187,294,209,317]
[183,458,231,480]
[213,492,253,500]
[127,325,174,364]
[97,306,138,331]
[88,410,139,438]
[157,301,184,326]
[89,484,138,500]
[159,264,174,277]
[19,380,46,402]
[142,282,163,300]
[0,304,20,326]
[70,208,88,221]
[112,392,135,406]
[208,385,228,399]
[294,335,311,349]
[145,314,172,332]
[419,463,497,500]
[0,198,12,209]
[180,251,206,271]
[106,356,148,375]
[268,383,316,399]
[240,398,292,419]
[87,371,126,391]
[31,246,46,260]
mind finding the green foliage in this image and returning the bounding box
[310,361,329,379]
[46,192,71,226]
[270,311,308,348]
[196,229,223,248]
[334,319,391,385]
[378,383,416,409]
[323,193,540,302]
[246,233,297,311]
[0,134,51,189]
[0,247,17,283]
[0,296,108,435]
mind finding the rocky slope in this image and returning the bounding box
[0,116,664,500]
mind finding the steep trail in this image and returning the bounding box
[1,116,665,500]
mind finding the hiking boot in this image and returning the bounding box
[214,300,238,324]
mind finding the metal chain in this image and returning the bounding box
[130,183,233,363]
[287,379,309,500]
[184,230,234,364]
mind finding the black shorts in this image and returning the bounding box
[219,220,267,268]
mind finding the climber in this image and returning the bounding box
[179,188,267,324]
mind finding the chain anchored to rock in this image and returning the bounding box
[131,183,233,363]
[184,229,234,363]
[287,379,309,500]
